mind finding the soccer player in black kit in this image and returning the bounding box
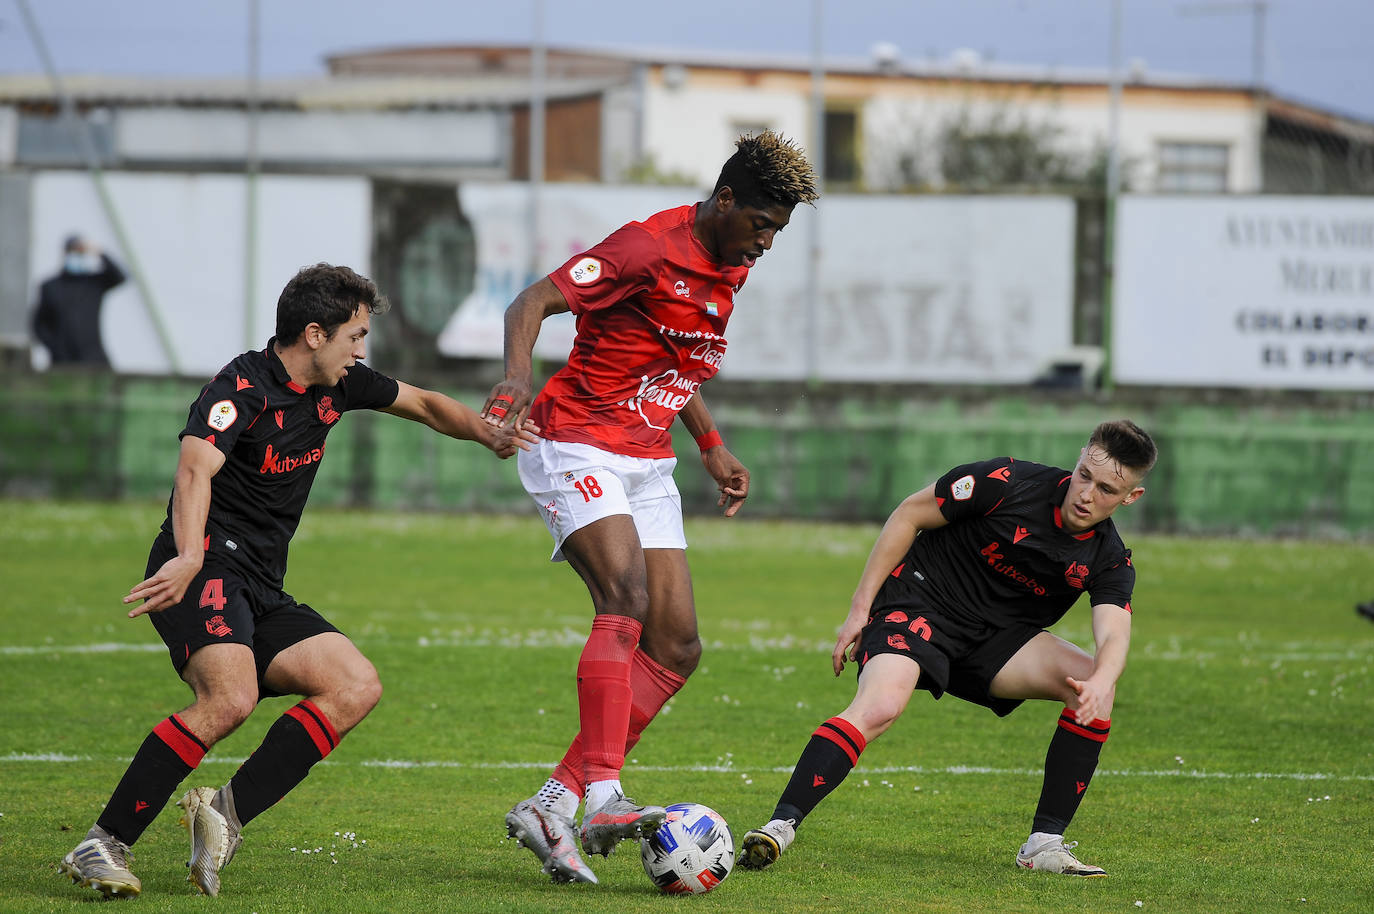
[58,264,537,899]
[737,420,1157,878]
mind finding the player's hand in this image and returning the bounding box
[482,378,532,429]
[702,446,749,517]
[831,608,868,676]
[124,554,202,618]
[482,418,541,459]
[1066,675,1114,725]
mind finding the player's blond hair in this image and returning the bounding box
[713,130,820,209]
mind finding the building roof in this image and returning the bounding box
[0,73,617,110]
[328,42,1374,127]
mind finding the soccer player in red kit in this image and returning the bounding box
[483,131,818,884]
[737,420,1157,878]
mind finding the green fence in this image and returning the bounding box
[4,373,1374,538]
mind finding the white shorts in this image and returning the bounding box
[517,439,687,562]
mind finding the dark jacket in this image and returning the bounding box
[32,254,126,366]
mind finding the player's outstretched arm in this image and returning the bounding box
[679,392,749,517]
[1067,602,1131,723]
[383,381,540,458]
[482,277,570,428]
[832,484,948,675]
[125,435,224,618]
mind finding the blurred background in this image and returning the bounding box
[1,0,1372,538]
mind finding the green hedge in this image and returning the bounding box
[4,374,1372,537]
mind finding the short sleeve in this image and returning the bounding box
[548,223,658,315]
[933,457,1016,523]
[338,361,399,411]
[180,371,266,456]
[1087,553,1136,611]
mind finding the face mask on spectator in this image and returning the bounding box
[64,253,100,274]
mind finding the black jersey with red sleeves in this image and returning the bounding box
[893,456,1135,629]
[158,340,399,590]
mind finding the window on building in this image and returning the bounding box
[825,108,859,186]
[1157,142,1229,192]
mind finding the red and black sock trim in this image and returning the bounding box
[814,716,867,765]
[284,699,339,758]
[1056,708,1111,742]
[152,713,210,766]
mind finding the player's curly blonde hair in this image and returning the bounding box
[713,130,819,209]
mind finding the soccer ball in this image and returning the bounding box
[639,803,734,895]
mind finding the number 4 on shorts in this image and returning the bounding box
[199,579,227,612]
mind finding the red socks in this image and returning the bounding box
[554,646,686,794]
[575,615,643,784]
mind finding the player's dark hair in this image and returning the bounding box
[712,130,819,210]
[275,263,390,345]
[1089,419,1158,476]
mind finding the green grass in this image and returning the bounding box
[1,498,1372,913]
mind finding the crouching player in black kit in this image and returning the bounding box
[738,420,1157,878]
[59,264,538,899]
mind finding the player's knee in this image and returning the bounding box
[338,662,383,720]
[196,690,257,739]
[849,694,906,739]
[660,635,701,678]
[591,576,649,620]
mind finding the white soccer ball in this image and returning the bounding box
[639,802,735,895]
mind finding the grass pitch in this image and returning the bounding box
[1,499,1371,913]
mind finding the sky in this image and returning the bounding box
[2,0,1372,122]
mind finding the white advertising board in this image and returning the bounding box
[1114,196,1374,389]
[29,171,370,377]
[439,186,1075,382]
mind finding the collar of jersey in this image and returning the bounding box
[264,337,309,394]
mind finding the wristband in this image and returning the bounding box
[695,429,723,452]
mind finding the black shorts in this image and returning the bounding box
[856,578,1043,717]
[144,538,340,699]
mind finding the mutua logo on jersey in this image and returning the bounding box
[260,441,326,475]
[979,542,1047,595]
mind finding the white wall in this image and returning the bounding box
[640,84,812,187]
[861,91,1260,192]
[29,171,371,377]
[116,109,504,167]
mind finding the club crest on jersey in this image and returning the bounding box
[317,396,340,425]
[207,400,238,431]
[705,302,718,316]
[951,474,975,501]
[568,257,603,285]
[1065,562,1090,590]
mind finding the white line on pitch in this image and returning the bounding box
[2,753,1370,782]
[4,641,1371,662]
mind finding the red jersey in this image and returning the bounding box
[534,204,748,457]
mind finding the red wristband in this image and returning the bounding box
[695,429,723,451]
